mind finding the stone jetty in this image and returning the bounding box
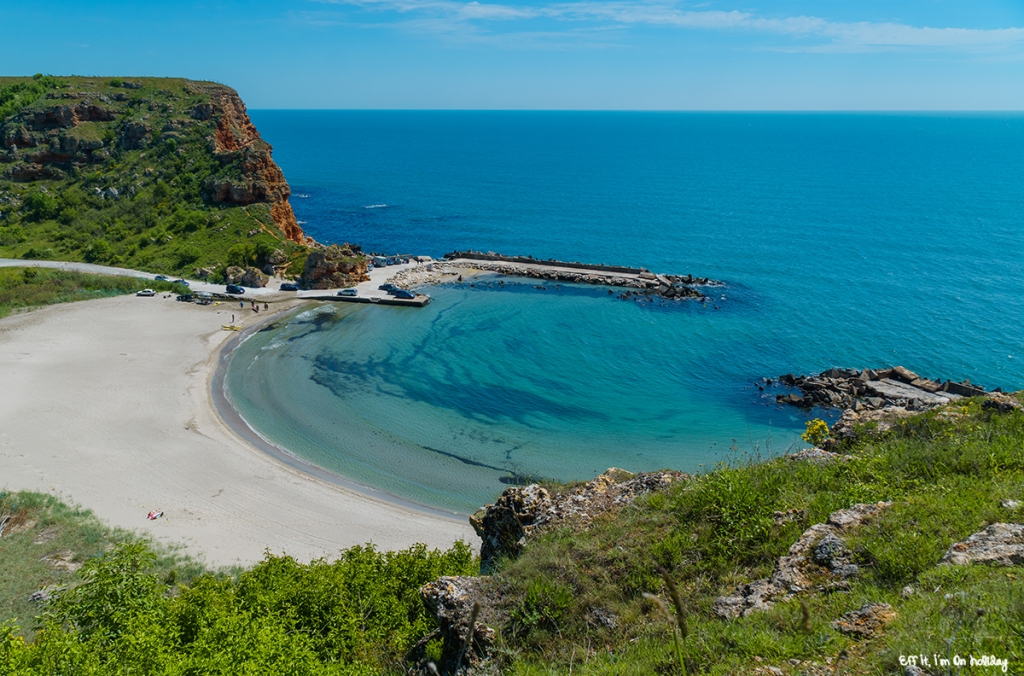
[441,250,721,300]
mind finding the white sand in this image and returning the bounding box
[0,294,477,567]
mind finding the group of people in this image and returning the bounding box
[239,301,269,313]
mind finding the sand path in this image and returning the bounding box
[0,293,476,567]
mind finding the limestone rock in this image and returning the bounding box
[714,503,891,619]
[225,265,268,288]
[983,392,1022,413]
[832,603,896,638]
[299,244,369,289]
[788,448,846,464]
[417,576,498,675]
[470,468,685,571]
[940,523,1024,567]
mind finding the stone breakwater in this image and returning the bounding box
[390,257,722,301]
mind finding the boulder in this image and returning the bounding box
[982,392,1022,413]
[940,523,1024,567]
[225,265,268,288]
[832,603,896,638]
[890,366,920,384]
[470,468,685,572]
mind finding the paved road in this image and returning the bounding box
[0,258,421,301]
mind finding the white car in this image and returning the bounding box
[136,288,156,297]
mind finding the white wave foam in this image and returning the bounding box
[295,305,337,322]
[364,204,388,209]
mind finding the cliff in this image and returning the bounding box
[0,75,324,277]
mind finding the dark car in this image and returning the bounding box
[280,283,299,291]
[378,283,399,293]
[154,275,169,281]
[393,289,416,300]
[176,294,193,302]
[225,284,245,295]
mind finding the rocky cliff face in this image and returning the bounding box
[196,84,307,245]
[0,76,308,246]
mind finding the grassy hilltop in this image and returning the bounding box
[0,75,312,278]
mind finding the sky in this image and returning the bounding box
[2,1,1023,109]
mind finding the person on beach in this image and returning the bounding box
[264,302,268,311]
[239,301,244,310]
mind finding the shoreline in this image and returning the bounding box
[210,308,468,521]
[0,292,477,567]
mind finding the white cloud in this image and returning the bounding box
[310,0,1024,50]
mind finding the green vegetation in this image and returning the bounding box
[2,400,1022,674]
[0,491,477,674]
[0,75,307,279]
[0,267,186,320]
[484,398,1024,675]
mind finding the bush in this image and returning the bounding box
[22,191,58,222]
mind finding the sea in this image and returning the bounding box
[224,111,1024,514]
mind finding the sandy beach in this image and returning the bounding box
[0,293,477,567]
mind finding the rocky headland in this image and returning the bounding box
[0,75,357,282]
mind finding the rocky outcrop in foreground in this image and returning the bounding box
[415,577,499,675]
[470,468,686,571]
[415,468,684,674]
[714,502,892,619]
[772,366,988,413]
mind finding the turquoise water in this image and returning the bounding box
[228,112,1024,513]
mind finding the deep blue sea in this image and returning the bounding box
[226,112,1024,513]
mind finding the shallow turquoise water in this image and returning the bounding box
[227,277,806,513]
[227,112,1024,513]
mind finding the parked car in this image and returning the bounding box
[337,288,358,297]
[154,275,168,281]
[393,289,416,300]
[174,279,189,286]
[378,283,398,293]
[225,284,245,295]
[136,288,155,297]
[280,282,299,291]
[176,294,193,302]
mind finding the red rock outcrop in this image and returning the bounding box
[199,86,306,245]
[300,244,369,289]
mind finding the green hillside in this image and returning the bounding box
[0,75,310,279]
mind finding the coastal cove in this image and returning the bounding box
[213,110,1024,513]
[224,275,806,514]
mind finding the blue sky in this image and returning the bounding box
[2,1,1023,109]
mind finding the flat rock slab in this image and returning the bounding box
[865,379,959,407]
[941,523,1024,566]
